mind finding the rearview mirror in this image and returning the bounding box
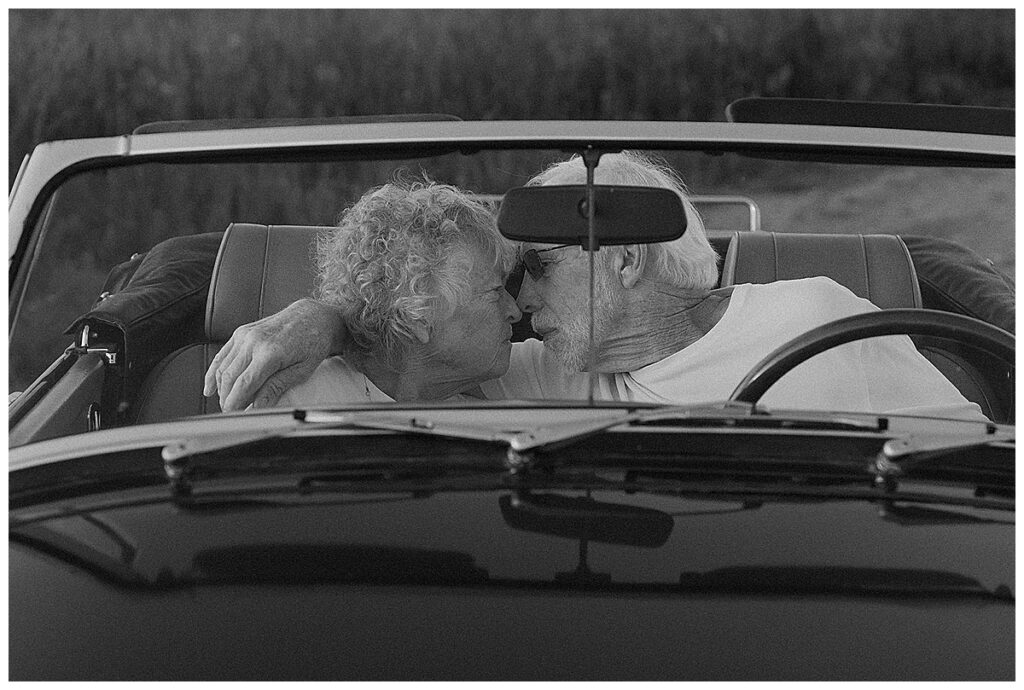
[496,185,687,248]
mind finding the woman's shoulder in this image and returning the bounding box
[276,356,372,406]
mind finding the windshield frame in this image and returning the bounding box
[8,117,1015,449]
[10,119,1013,288]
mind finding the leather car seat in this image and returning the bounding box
[721,231,922,308]
[134,223,324,423]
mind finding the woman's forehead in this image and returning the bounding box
[460,245,505,283]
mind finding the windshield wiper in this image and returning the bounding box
[162,404,879,473]
[160,408,649,495]
[871,428,1015,487]
[503,404,887,467]
[161,409,524,465]
[160,408,1012,500]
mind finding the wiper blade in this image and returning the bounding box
[873,428,1015,482]
[880,429,1015,464]
[161,410,517,464]
[161,408,666,472]
[161,410,523,493]
[165,407,1008,492]
[308,403,883,464]
[161,404,885,478]
[504,403,885,470]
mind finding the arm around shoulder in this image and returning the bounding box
[204,298,351,410]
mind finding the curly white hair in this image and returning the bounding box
[316,176,515,364]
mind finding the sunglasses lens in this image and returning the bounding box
[522,250,544,280]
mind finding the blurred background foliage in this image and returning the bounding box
[8,8,1015,182]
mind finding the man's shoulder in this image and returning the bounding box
[741,276,872,314]
[744,275,852,297]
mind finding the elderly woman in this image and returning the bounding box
[266,178,521,405]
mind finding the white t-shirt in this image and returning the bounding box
[275,356,479,406]
[277,356,395,405]
[479,277,985,420]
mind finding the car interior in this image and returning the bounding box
[8,219,1014,447]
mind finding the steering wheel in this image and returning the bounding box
[729,309,1015,406]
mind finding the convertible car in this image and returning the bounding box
[8,99,1014,680]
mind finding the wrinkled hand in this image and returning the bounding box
[203,299,347,410]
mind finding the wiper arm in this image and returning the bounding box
[161,410,523,493]
[161,408,665,476]
[159,404,891,485]
[161,410,518,465]
[161,408,651,492]
[504,403,885,470]
[873,428,1015,483]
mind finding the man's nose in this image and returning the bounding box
[516,274,542,314]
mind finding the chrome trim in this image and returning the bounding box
[691,195,762,232]
[9,121,1013,265]
[124,121,1013,157]
[8,154,29,209]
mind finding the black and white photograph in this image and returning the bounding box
[8,8,1015,681]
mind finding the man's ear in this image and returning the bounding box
[616,244,647,289]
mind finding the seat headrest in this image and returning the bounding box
[720,232,922,309]
[206,223,328,341]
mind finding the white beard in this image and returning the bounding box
[545,271,616,372]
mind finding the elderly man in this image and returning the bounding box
[223,177,522,406]
[206,152,983,420]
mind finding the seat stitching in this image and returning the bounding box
[770,232,778,281]
[202,343,210,415]
[859,234,871,304]
[258,226,271,319]
[897,237,922,308]
[205,230,226,339]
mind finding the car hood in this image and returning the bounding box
[9,480,1014,681]
[10,401,1014,680]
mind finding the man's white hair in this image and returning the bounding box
[527,151,720,290]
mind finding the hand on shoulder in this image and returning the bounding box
[203,298,347,410]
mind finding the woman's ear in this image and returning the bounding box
[616,244,647,289]
[410,321,431,344]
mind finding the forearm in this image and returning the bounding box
[297,298,350,356]
[206,297,355,409]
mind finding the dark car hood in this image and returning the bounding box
[9,478,1014,680]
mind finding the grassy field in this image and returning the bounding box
[8,9,1014,181]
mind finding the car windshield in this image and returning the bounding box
[8,139,1015,443]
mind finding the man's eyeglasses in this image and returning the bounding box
[521,244,574,280]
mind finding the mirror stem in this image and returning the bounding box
[582,148,602,405]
